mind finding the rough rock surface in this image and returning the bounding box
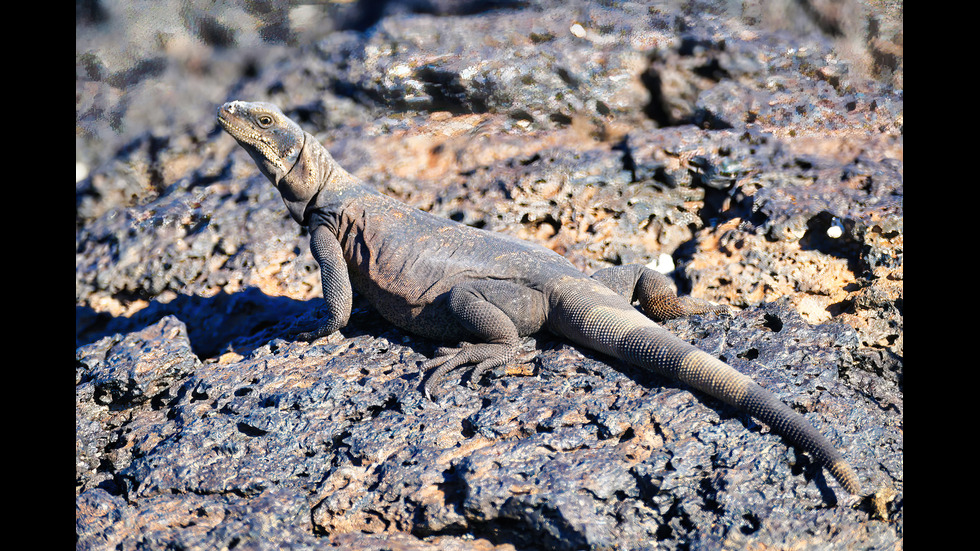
[77,1,902,549]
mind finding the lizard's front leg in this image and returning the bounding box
[297,224,353,341]
[422,280,543,400]
[590,264,728,320]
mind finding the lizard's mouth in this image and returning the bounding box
[217,102,249,136]
[216,106,270,161]
[216,107,237,133]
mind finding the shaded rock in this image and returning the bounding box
[77,315,199,407]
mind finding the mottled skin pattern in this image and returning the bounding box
[217,101,862,495]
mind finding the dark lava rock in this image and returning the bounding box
[77,1,902,549]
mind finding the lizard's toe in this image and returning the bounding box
[296,323,335,342]
[422,342,519,400]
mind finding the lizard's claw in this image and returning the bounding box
[295,322,336,342]
[422,342,519,400]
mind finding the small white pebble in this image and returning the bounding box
[648,253,675,274]
[827,217,845,239]
[570,23,587,38]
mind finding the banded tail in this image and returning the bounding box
[547,277,861,495]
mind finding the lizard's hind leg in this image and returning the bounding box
[591,264,728,320]
[422,281,544,400]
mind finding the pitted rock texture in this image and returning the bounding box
[77,1,902,549]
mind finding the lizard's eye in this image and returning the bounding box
[257,114,274,128]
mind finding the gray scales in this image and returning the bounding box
[217,100,861,496]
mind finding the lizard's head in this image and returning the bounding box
[217,101,305,184]
[219,100,334,224]
[219,100,360,225]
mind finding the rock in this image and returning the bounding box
[77,1,902,548]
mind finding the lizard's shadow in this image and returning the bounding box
[76,288,331,358]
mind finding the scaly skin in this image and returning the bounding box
[217,100,862,495]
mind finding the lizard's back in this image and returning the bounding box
[330,191,584,339]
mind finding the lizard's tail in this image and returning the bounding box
[548,278,861,495]
[622,325,861,494]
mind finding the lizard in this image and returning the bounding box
[217,100,862,496]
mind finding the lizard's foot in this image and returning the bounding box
[422,342,519,400]
[295,322,336,342]
[590,264,730,321]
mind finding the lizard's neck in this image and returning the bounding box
[280,131,370,225]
